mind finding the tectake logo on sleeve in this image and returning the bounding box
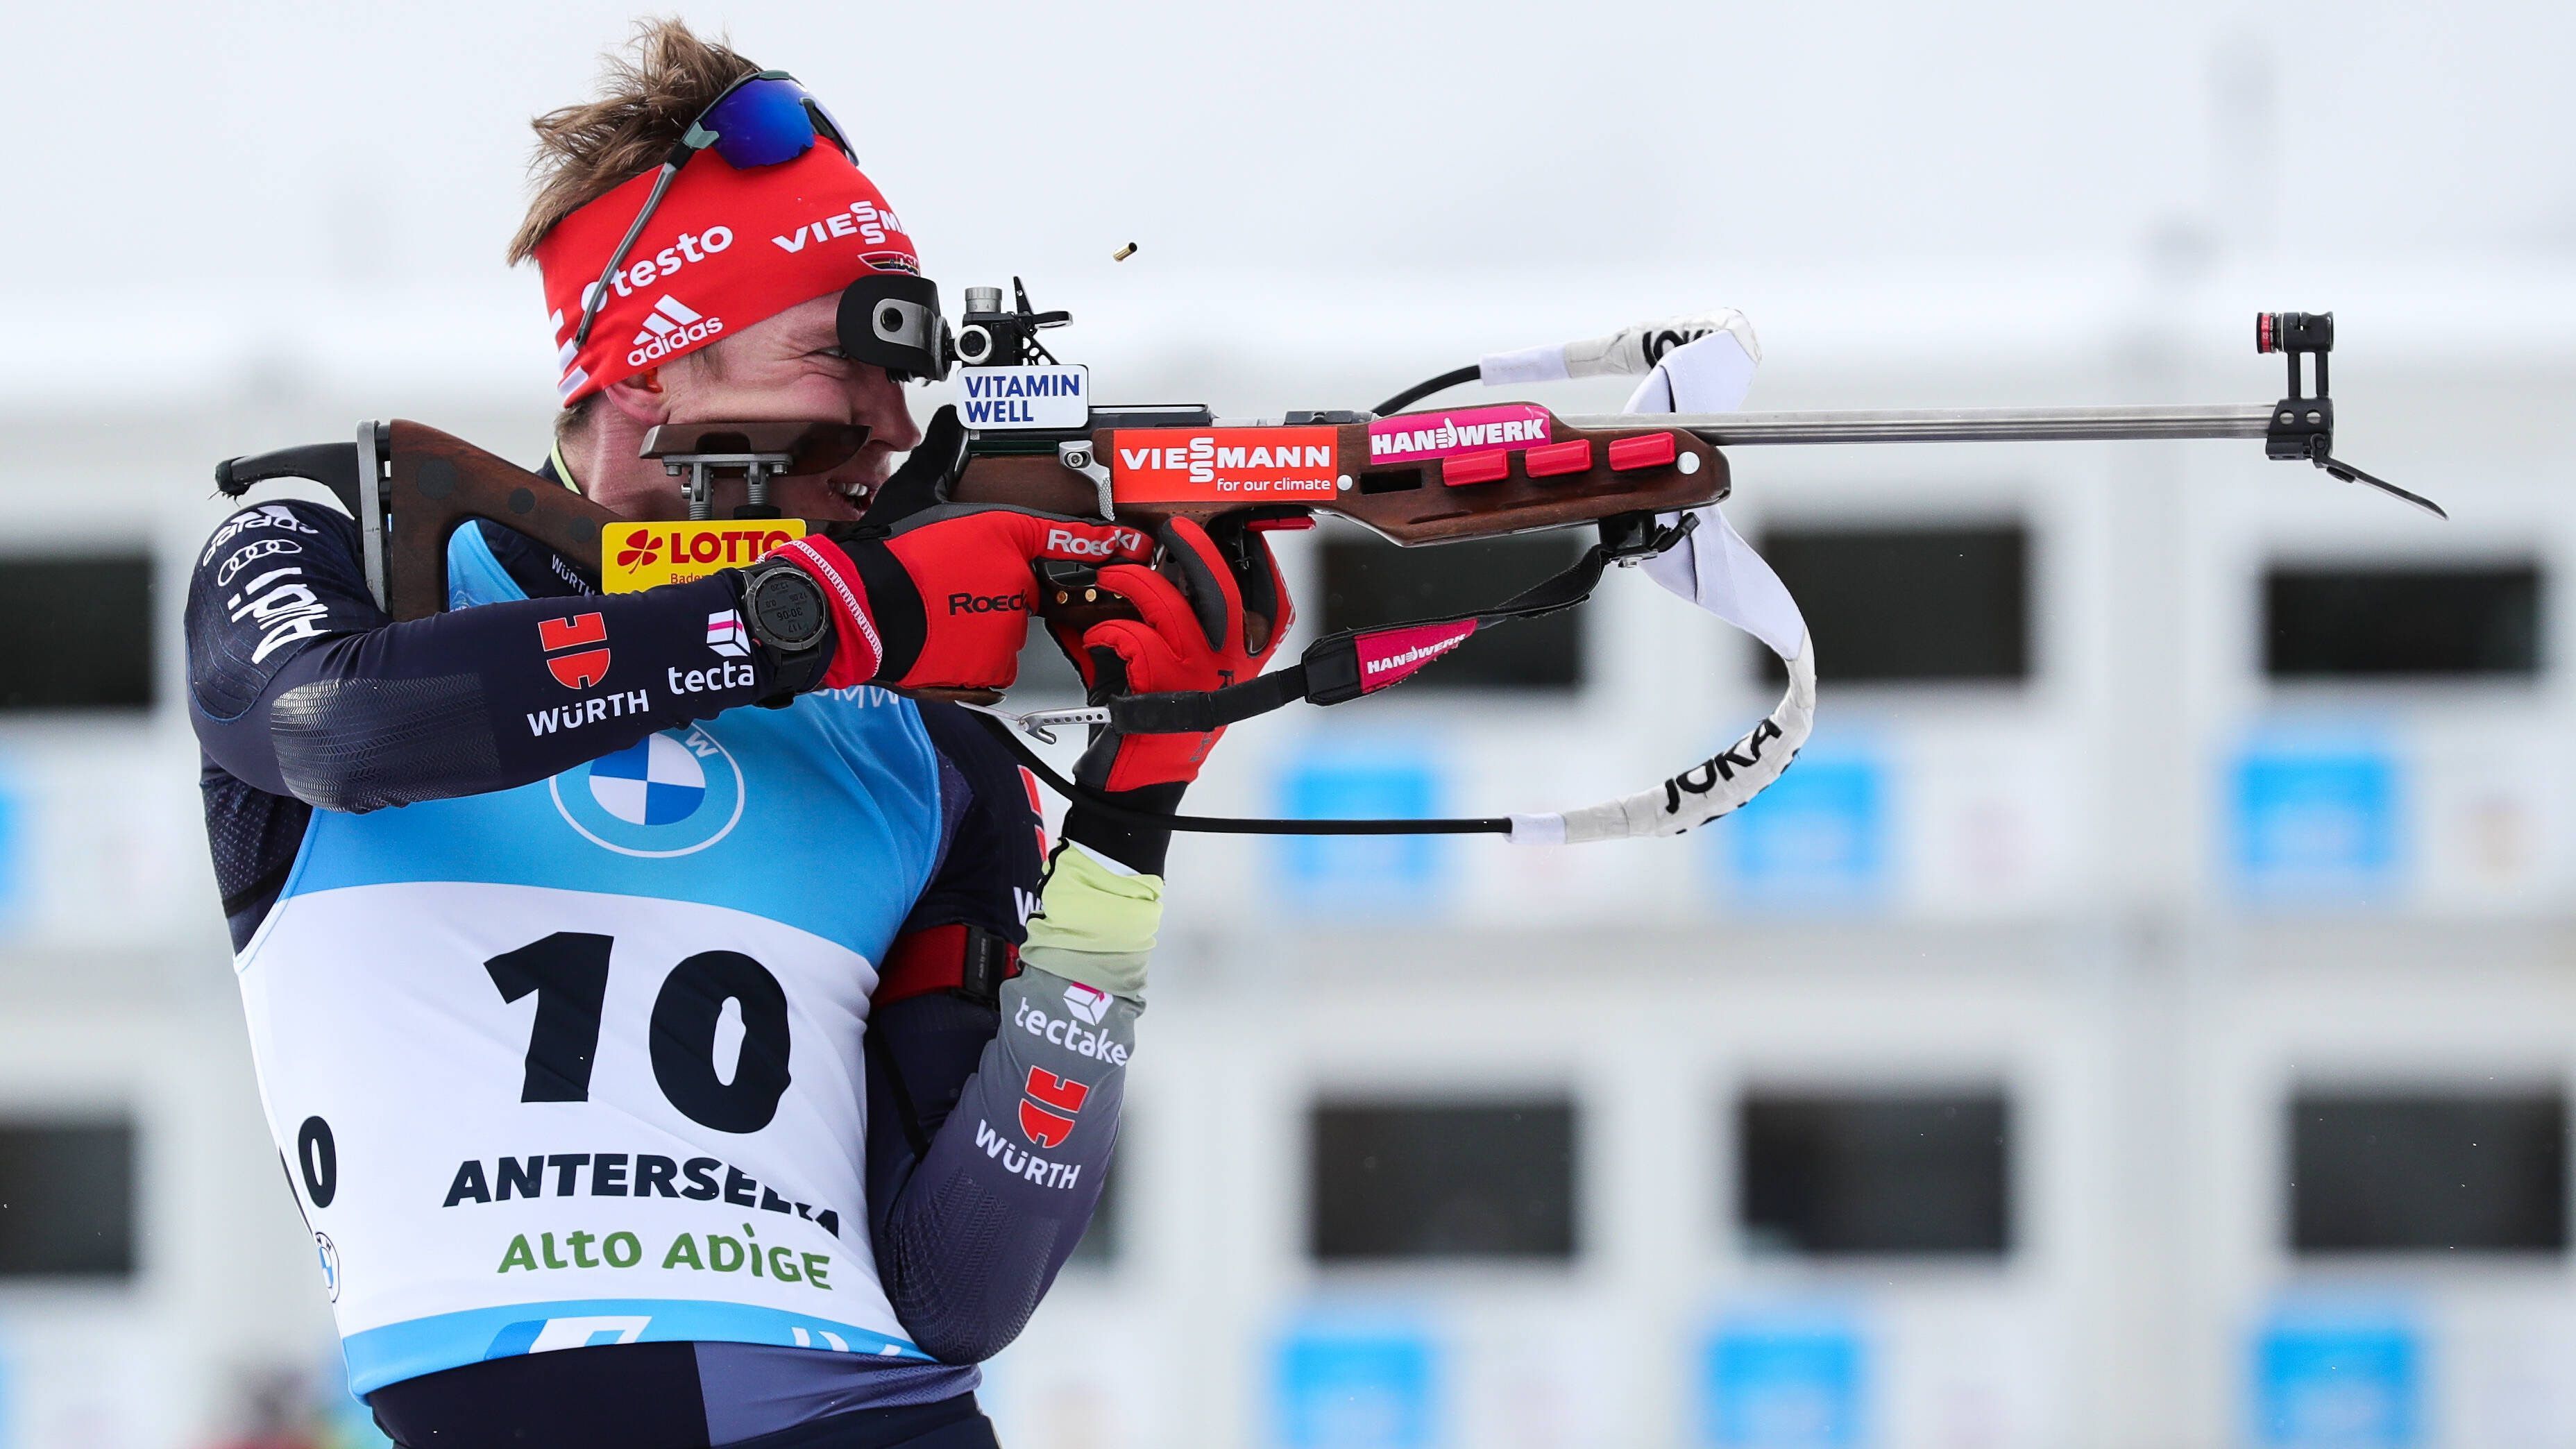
[706,609,751,658]
[539,612,612,689]
[1062,981,1111,1025]
[1017,1067,1091,1149]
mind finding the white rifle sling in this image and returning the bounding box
[1505,330,1816,846]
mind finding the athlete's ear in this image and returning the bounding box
[598,368,672,427]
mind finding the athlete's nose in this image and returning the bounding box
[849,366,923,454]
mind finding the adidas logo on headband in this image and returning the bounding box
[628,295,725,368]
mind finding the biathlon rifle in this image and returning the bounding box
[214,289,2432,841]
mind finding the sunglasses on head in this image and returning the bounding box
[569,70,856,350]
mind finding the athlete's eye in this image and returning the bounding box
[813,346,851,363]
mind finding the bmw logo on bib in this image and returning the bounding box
[551,724,745,857]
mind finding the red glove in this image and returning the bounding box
[1053,516,1293,790]
[772,509,1154,693]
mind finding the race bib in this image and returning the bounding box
[241,881,922,1393]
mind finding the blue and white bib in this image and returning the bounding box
[237,527,947,1393]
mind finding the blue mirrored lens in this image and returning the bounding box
[705,78,818,168]
[806,96,858,161]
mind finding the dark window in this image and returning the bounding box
[2266,564,2541,678]
[1310,1099,1576,1261]
[1755,524,2028,684]
[0,555,155,711]
[1739,1091,2010,1256]
[1319,532,1583,689]
[2289,1090,2566,1253]
[0,1118,137,1278]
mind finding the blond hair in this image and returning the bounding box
[507,17,756,266]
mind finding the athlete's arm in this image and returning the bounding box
[187,500,782,813]
[861,704,1167,1364]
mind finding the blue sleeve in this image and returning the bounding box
[863,707,1120,1363]
[186,499,775,813]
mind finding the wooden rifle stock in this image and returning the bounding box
[376,421,621,620]
[353,407,1727,621]
[215,407,1729,696]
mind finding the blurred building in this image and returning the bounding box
[0,260,2570,1449]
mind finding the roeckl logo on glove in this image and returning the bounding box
[1017,1067,1091,1150]
[1042,527,1146,559]
[539,612,612,690]
[947,591,1031,616]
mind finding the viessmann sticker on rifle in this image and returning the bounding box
[1366,404,1552,464]
[1109,427,1340,503]
[602,520,808,592]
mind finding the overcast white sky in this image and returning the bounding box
[13,0,2573,412]
[34,0,2576,285]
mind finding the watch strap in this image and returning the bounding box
[735,562,834,705]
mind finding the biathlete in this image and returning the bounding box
[188,21,1288,1448]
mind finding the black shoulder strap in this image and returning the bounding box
[1105,537,1616,736]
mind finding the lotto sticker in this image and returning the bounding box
[602,520,807,592]
[1366,404,1551,465]
[1110,428,1340,504]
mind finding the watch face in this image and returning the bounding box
[751,571,829,650]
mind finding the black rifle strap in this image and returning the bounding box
[1104,540,1613,736]
[971,711,1510,836]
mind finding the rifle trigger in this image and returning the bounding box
[963,702,1111,746]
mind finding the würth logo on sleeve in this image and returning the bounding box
[1017,1067,1091,1149]
[539,613,612,689]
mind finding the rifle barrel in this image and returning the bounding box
[1564,404,2276,446]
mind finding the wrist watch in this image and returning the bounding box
[738,561,833,704]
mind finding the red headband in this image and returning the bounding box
[534,145,920,406]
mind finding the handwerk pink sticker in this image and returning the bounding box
[1366,405,1552,465]
[1354,620,1479,693]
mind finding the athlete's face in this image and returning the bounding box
[620,292,924,520]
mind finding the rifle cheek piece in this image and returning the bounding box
[836,273,954,382]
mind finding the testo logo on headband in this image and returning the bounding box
[534,145,919,405]
[602,227,734,300]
